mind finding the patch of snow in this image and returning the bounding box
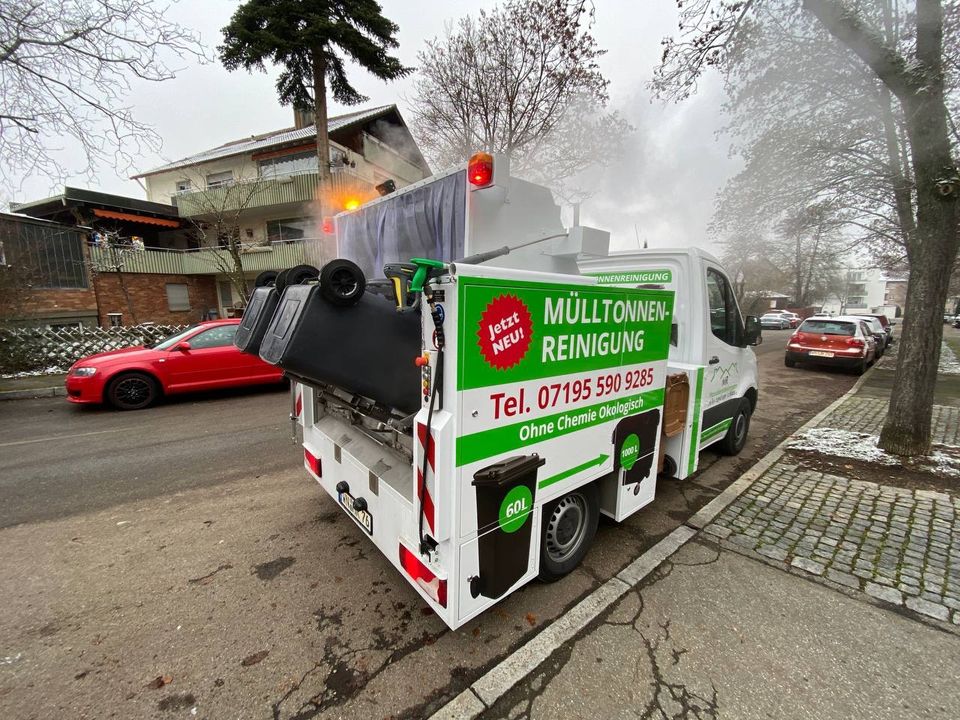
[790,428,960,479]
[928,450,960,477]
[1,367,66,378]
[789,428,897,464]
[940,341,960,375]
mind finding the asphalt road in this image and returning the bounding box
[0,329,860,719]
[0,384,295,528]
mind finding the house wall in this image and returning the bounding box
[143,136,426,207]
[93,272,217,326]
[0,287,100,327]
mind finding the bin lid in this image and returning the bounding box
[472,454,546,487]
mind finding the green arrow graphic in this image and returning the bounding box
[538,454,610,490]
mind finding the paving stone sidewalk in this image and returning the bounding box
[704,384,960,627]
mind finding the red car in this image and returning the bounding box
[65,319,285,410]
[784,316,878,374]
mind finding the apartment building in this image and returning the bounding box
[11,105,430,324]
[133,104,430,315]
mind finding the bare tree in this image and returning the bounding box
[655,0,960,457]
[88,231,141,324]
[409,0,632,200]
[178,166,272,308]
[0,0,208,195]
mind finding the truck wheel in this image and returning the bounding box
[106,372,159,410]
[718,398,751,456]
[538,482,599,582]
[320,259,366,306]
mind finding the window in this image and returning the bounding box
[165,283,190,311]
[706,268,739,346]
[188,325,237,349]
[258,150,319,178]
[798,320,855,336]
[175,179,192,193]
[218,280,234,308]
[206,170,234,189]
[0,221,88,288]
[266,217,312,243]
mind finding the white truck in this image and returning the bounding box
[235,153,762,630]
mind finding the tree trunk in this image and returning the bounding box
[805,0,960,457]
[312,48,330,181]
[114,266,138,325]
[878,9,960,454]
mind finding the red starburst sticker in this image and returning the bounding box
[477,294,533,370]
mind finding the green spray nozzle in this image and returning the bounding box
[409,257,446,293]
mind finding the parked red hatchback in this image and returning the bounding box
[784,316,877,374]
[65,319,285,410]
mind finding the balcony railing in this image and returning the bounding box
[174,167,368,217]
[89,239,307,275]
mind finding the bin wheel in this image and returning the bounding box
[538,482,599,582]
[273,268,292,293]
[320,259,366,306]
[254,270,278,287]
[285,264,320,286]
[718,398,751,456]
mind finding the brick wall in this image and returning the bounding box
[93,272,217,326]
[0,286,99,325]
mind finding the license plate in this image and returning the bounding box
[338,491,373,535]
[809,350,834,358]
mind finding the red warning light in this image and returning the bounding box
[468,152,494,187]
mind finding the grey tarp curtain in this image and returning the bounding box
[338,170,466,279]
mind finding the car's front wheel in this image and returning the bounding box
[106,372,159,410]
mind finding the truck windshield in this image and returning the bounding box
[337,170,466,279]
[798,320,855,336]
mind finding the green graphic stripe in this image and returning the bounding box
[699,418,732,444]
[457,388,665,467]
[686,368,704,476]
[538,454,609,490]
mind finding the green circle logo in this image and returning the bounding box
[620,433,640,470]
[498,485,533,533]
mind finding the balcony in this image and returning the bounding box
[89,240,307,275]
[174,167,368,217]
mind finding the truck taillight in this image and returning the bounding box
[399,543,447,607]
[468,152,494,187]
[322,216,334,234]
[304,448,321,477]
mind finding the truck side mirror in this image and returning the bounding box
[744,316,762,346]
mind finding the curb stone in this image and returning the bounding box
[427,363,881,719]
[0,386,65,401]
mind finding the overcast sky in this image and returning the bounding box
[11,0,737,253]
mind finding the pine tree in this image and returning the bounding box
[219,0,410,180]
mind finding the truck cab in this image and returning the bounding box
[580,249,760,477]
